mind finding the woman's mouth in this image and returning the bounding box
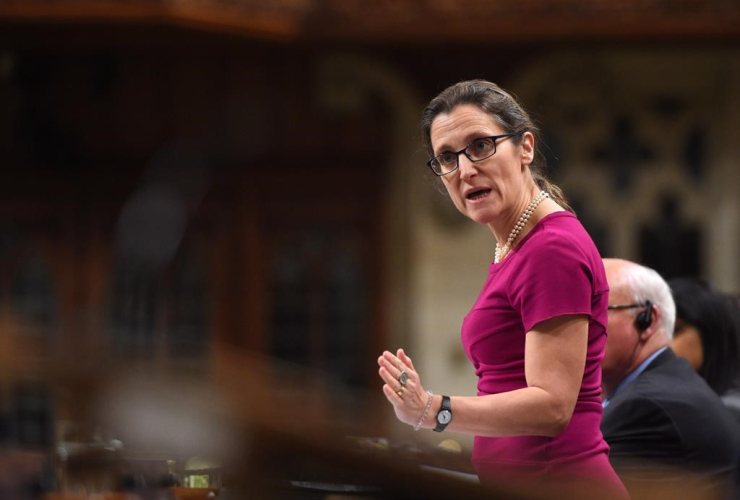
[466,189,492,201]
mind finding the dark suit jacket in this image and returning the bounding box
[601,348,740,487]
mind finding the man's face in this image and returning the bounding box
[603,272,641,382]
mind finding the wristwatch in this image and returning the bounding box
[434,395,452,432]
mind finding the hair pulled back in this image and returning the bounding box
[421,79,572,212]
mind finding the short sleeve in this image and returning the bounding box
[509,234,594,333]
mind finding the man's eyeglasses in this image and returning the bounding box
[427,132,522,177]
[607,303,650,311]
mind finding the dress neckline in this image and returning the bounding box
[490,210,573,273]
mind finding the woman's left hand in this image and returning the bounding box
[377,349,429,426]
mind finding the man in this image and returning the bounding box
[601,258,739,494]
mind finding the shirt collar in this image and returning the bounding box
[603,346,668,408]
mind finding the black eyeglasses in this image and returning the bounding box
[607,303,650,311]
[427,133,522,177]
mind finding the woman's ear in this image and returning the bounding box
[520,131,535,167]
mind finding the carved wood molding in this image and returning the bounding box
[1,0,739,41]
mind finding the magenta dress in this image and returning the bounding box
[461,212,627,496]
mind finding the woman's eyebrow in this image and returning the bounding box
[434,131,491,154]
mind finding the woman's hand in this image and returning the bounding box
[378,349,429,426]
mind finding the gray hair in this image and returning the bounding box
[618,263,676,339]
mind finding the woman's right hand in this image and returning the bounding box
[377,349,430,427]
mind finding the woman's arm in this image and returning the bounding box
[379,314,588,437]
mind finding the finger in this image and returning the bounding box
[398,349,416,371]
[378,355,396,378]
[379,366,403,392]
[383,384,404,405]
[383,350,401,370]
[380,352,403,379]
[394,351,418,386]
[403,379,417,393]
[381,352,416,392]
[401,380,421,401]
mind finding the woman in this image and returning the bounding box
[669,277,740,421]
[377,80,627,497]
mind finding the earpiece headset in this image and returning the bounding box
[635,300,653,331]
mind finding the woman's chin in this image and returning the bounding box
[465,208,495,225]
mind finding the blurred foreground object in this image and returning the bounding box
[0,338,732,499]
[0,343,523,499]
[1,0,740,42]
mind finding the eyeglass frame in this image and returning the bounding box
[607,303,650,311]
[426,132,523,177]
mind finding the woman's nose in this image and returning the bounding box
[458,155,478,181]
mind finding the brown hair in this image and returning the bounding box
[421,79,572,212]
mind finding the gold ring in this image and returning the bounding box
[397,390,403,397]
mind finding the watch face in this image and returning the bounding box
[437,410,452,425]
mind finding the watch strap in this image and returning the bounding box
[434,395,452,432]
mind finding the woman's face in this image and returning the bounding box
[671,319,704,371]
[429,104,534,226]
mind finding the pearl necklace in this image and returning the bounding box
[494,190,549,264]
